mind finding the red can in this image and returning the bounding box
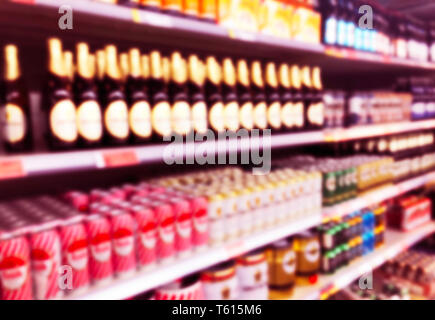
[29,224,62,300]
[0,232,33,300]
[63,191,90,212]
[150,202,175,262]
[185,195,209,250]
[59,219,90,294]
[132,205,157,269]
[168,198,193,257]
[110,209,137,278]
[85,213,113,285]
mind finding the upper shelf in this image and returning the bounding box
[2,0,435,77]
[1,120,435,181]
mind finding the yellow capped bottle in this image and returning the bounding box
[168,52,191,138]
[44,38,78,149]
[74,43,103,147]
[101,45,129,145]
[301,65,314,131]
[187,54,208,135]
[1,44,32,152]
[308,66,325,130]
[125,48,152,144]
[265,62,282,132]
[205,56,225,134]
[250,61,268,130]
[221,58,240,133]
[290,65,304,131]
[236,59,254,131]
[278,63,293,132]
[149,51,172,141]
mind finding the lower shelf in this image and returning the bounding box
[284,222,435,300]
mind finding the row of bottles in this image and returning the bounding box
[1,39,325,152]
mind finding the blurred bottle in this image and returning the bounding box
[250,61,268,131]
[278,63,293,132]
[149,51,172,141]
[125,48,152,144]
[187,54,208,135]
[1,44,32,152]
[236,59,254,132]
[101,45,130,145]
[204,56,225,134]
[289,65,304,131]
[74,43,103,147]
[265,62,282,132]
[222,58,240,133]
[169,52,192,138]
[44,38,78,149]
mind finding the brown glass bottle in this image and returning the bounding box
[278,63,293,132]
[44,38,78,150]
[250,61,268,130]
[265,62,282,132]
[125,48,152,144]
[74,43,103,147]
[306,66,325,130]
[221,58,240,133]
[148,51,172,142]
[204,56,225,135]
[289,65,304,131]
[1,44,32,152]
[236,59,254,132]
[101,45,130,145]
[301,65,316,131]
[187,54,208,135]
[168,52,192,138]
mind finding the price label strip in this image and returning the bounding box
[96,149,139,168]
[0,158,25,180]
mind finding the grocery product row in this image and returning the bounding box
[2,39,435,156]
[1,157,435,300]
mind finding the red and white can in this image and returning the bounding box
[0,232,33,300]
[132,205,157,270]
[150,202,175,262]
[184,195,208,251]
[168,198,192,257]
[155,275,204,300]
[63,191,90,212]
[29,224,62,300]
[110,209,136,278]
[59,219,90,295]
[85,213,113,286]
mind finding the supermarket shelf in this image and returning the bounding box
[2,120,435,180]
[69,171,435,300]
[71,215,321,300]
[288,222,435,300]
[2,0,435,74]
[323,171,435,220]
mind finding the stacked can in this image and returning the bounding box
[152,166,322,246]
[236,249,269,300]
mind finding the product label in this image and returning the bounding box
[337,20,347,46]
[183,0,200,15]
[200,0,217,19]
[104,100,129,139]
[253,102,267,129]
[4,103,26,143]
[90,241,111,262]
[163,0,182,10]
[224,101,240,131]
[304,241,320,263]
[171,101,191,135]
[66,243,88,270]
[129,100,151,138]
[307,102,324,126]
[151,101,171,137]
[267,101,281,129]
[209,101,225,132]
[50,99,78,142]
[239,101,254,130]
[191,101,208,134]
[77,100,103,141]
[0,262,27,290]
[113,235,134,257]
[282,250,296,274]
[324,17,337,45]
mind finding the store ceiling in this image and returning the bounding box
[375,0,435,22]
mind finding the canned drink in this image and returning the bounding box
[63,191,90,212]
[168,198,193,257]
[29,224,62,300]
[59,220,90,294]
[0,232,33,300]
[85,213,113,286]
[155,275,203,300]
[185,195,208,251]
[236,249,268,289]
[132,206,157,269]
[201,261,239,300]
[109,209,137,278]
[150,202,175,262]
